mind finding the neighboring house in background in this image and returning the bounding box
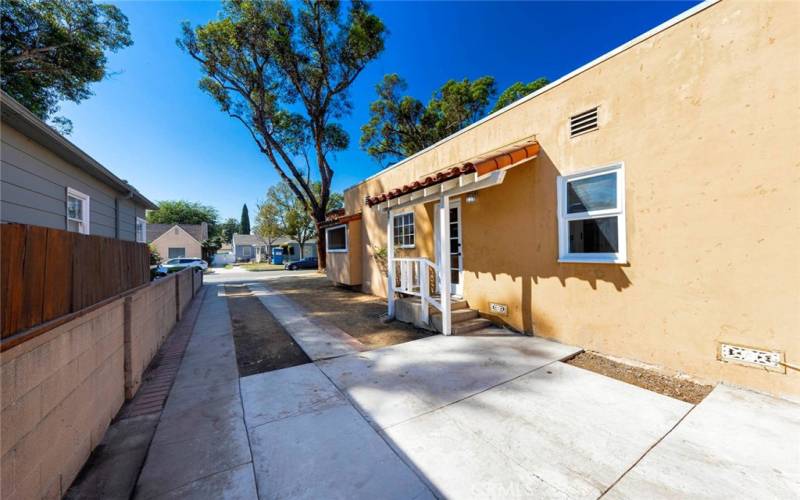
[0,91,157,237]
[232,233,317,262]
[273,235,317,261]
[232,233,263,262]
[325,1,798,399]
[148,222,208,259]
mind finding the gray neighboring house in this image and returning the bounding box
[232,233,317,263]
[232,234,264,262]
[1,91,157,239]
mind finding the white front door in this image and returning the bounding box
[435,199,463,297]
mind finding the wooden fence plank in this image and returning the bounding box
[21,225,48,330]
[2,223,150,339]
[42,229,72,322]
[1,224,27,337]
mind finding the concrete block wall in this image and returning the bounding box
[0,267,201,499]
[125,275,177,398]
[0,300,125,499]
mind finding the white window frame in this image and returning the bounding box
[392,210,415,249]
[242,246,252,257]
[325,224,348,253]
[136,217,147,243]
[556,162,626,264]
[66,187,90,235]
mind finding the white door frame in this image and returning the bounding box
[434,198,463,297]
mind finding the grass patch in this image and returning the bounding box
[240,262,284,272]
[224,264,233,269]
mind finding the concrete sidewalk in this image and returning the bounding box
[132,283,800,499]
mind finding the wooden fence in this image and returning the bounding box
[1,223,150,339]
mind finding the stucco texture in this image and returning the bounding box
[340,0,800,397]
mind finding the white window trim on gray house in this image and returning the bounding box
[66,187,90,235]
[136,217,147,243]
[556,162,627,264]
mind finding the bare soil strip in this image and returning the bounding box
[566,352,713,404]
[225,284,310,377]
[264,275,432,348]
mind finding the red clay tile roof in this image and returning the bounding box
[365,142,539,207]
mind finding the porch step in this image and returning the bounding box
[431,308,478,331]
[451,317,494,335]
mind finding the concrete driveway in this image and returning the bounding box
[135,286,800,499]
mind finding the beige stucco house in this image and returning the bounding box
[148,222,208,260]
[325,0,799,398]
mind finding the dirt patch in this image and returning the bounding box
[225,285,310,377]
[265,275,432,348]
[566,352,714,404]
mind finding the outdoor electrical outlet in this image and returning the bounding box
[489,302,508,316]
[718,343,785,373]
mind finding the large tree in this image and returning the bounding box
[240,204,251,235]
[1,0,133,133]
[254,202,282,262]
[146,200,219,238]
[180,0,386,269]
[361,74,548,164]
[263,182,342,259]
[491,78,549,113]
[219,217,240,243]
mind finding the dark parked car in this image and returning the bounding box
[285,257,318,270]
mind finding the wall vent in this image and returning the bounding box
[719,343,783,372]
[570,107,599,137]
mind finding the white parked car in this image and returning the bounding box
[162,258,208,271]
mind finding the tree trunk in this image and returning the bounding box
[316,221,327,270]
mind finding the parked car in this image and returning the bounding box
[285,257,318,270]
[162,258,208,271]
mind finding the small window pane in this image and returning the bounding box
[168,247,186,258]
[327,226,347,251]
[567,172,616,213]
[67,196,82,219]
[67,220,81,232]
[568,216,619,253]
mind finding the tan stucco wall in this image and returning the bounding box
[151,225,202,259]
[326,219,364,285]
[345,0,800,397]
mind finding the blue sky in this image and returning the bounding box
[59,1,698,221]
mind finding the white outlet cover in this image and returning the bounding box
[720,343,782,370]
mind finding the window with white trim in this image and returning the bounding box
[393,212,415,248]
[557,163,626,264]
[326,225,347,252]
[66,187,90,234]
[136,217,147,243]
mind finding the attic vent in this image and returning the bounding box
[570,107,599,137]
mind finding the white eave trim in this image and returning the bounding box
[352,0,721,190]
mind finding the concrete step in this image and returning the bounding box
[451,317,494,335]
[431,308,478,331]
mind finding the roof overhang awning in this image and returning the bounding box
[365,138,539,211]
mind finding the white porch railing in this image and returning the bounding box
[390,257,446,333]
[386,195,454,336]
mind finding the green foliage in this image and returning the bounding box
[1,0,133,132]
[361,74,548,164]
[254,202,282,247]
[219,217,240,243]
[491,78,549,113]
[240,204,251,235]
[148,244,161,265]
[146,200,220,238]
[260,182,342,259]
[179,0,386,268]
